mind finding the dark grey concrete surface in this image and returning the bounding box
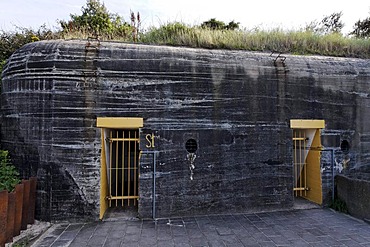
[31,208,370,247]
[3,40,370,221]
[336,175,370,220]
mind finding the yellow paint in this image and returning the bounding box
[145,133,155,148]
[290,119,325,129]
[97,118,143,218]
[291,119,324,205]
[301,129,323,204]
[97,117,143,129]
[99,129,108,220]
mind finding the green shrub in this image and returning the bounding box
[0,25,57,63]
[0,59,5,72]
[330,197,348,213]
[0,150,20,192]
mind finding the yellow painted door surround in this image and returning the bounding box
[97,117,143,219]
[291,120,324,205]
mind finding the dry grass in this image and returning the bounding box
[138,23,370,58]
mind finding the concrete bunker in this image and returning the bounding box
[1,40,369,221]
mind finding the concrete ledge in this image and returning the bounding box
[336,175,370,220]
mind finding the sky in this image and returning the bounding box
[0,0,369,35]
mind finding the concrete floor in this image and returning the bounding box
[31,207,370,247]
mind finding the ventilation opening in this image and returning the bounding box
[340,140,350,153]
[185,138,198,153]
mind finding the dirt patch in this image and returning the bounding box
[6,221,51,247]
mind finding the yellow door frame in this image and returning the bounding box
[97,117,143,219]
[290,119,325,205]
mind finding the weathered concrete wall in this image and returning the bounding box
[336,175,370,220]
[1,40,369,220]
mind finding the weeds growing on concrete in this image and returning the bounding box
[2,22,370,75]
[330,197,349,214]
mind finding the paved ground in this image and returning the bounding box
[31,208,370,247]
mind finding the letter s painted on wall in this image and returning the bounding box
[145,133,155,148]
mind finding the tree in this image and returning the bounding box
[201,18,226,30]
[59,0,137,39]
[201,18,239,30]
[321,12,344,34]
[60,0,111,35]
[350,16,370,38]
[306,12,344,35]
[226,21,240,30]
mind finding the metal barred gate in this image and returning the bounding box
[107,129,139,207]
[97,117,143,219]
[293,129,308,197]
